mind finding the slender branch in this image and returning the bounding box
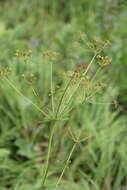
[60,53,97,115]
[50,62,55,113]
[55,143,76,187]
[56,132,82,187]
[56,77,73,118]
[41,123,56,189]
[4,77,48,117]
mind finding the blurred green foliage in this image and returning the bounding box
[0,0,127,189]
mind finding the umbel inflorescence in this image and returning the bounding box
[0,35,113,190]
[0,36,112,116]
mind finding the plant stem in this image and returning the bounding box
[56,132,81,187]
[60,53,97,115]
[55,143,76,187]
[41,123,56,189]
[4,77,48,117]
[56,77,73,118]
[50,62,55,113]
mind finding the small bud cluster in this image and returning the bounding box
[0,67,11,77]
[14,50,32,61]
[43,50,60,61]
[87,38,111,54]
[96,55,112,67]
[75,63,88,72]
[21,73,37,84]
[94,38,111,47]
[94,83,103,93]
[65,71,90,85]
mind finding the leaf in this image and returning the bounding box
[15,139,37,159]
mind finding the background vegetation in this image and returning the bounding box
[0,0,127,189]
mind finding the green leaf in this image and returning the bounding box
[15,139,37,159]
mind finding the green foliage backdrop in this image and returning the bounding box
[0,0,127,189]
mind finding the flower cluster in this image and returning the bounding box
[14,49,32,61]
[96,55,112,67]
[43,50,60,61]
[94,83,103,93]
[0,67,11,77]
[21,73,37,84]
[87,38,111,54]
[65,71,90,86]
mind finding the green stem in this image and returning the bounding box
[41,123,56,189]
[60,53,97,115]
[56,53,98,117]
[55,143,76,187]
[56,77,73,118]
[56,132,81,187]
[50,62,55,113]
[4,77,48,117]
